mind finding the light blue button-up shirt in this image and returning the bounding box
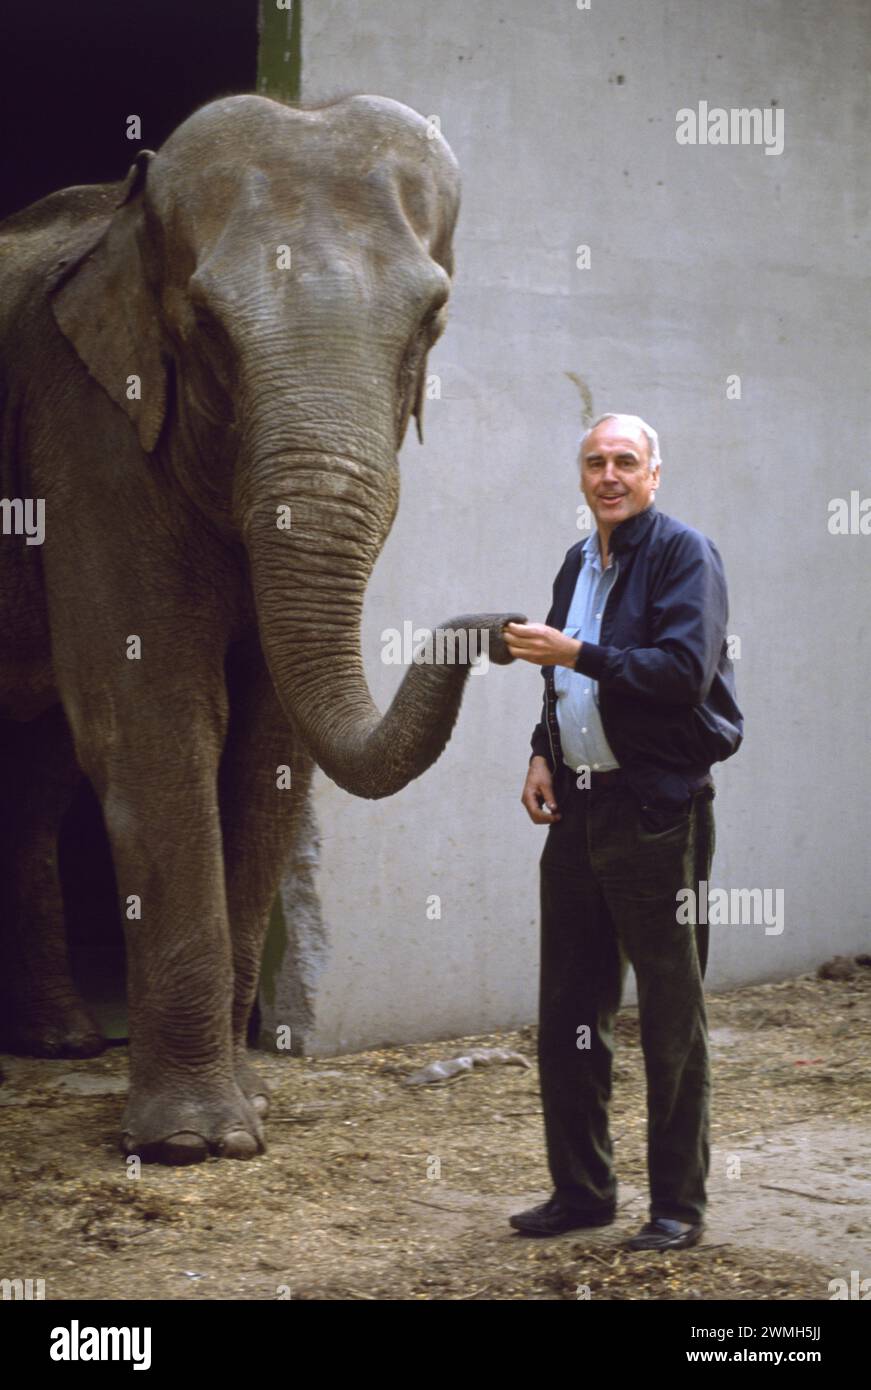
[554,528,621,775]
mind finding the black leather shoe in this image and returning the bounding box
[623,1217,704,1251]
[509,1195,616,1237]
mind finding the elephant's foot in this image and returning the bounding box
[235,1050,271,1118]
[2,996,106,1059]
[121,1083,266,1165]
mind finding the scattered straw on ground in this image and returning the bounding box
[1,968,868,1300]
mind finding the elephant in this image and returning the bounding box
[0,93,524,1162]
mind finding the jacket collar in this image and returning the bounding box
[606,500,658,555]
[561,503,657,614]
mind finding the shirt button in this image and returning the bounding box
[595,613,601,619]
[581,727,587,734]
[584,688,590,694]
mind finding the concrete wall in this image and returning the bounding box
[260,0,871,1054]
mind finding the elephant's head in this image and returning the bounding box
[50,94,522,797]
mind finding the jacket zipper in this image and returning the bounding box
[545,671,557,770]
[545,548,588,774]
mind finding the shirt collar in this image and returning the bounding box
[582,528,604,571]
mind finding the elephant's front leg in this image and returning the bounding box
[74,677,264,1165]
[219,647,314,1119]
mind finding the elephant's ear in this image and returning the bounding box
[412,359,427,444]
[50,150,167,454]
[411,300,449,444]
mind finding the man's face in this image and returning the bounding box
[580,418,660,530]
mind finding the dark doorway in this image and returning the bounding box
[0,0,259,219]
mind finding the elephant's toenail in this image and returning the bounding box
[121,1131,209,1164]
[218,1129,261,1159]
[157,1132,209,1165]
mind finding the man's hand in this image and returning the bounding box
[522,756,562,824]
[504,621,581,669]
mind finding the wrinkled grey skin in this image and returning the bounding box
[0,94,523,1161]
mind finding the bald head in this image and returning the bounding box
[578,413,661,474]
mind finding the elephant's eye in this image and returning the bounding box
[192,311,233,368]
[420,304,446,345]
[193,310,222,342]
[181,307,236,427]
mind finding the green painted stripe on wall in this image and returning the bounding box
[257,0,302,102]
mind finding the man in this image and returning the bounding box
[503,413,742,1251]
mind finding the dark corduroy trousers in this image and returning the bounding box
[538,775,715,1225]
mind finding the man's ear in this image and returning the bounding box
[50,150,167,454]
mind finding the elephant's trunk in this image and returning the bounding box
[237,444,523,799]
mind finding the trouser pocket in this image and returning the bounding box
[637,799,692,835]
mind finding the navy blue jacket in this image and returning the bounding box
[530,503,743,810]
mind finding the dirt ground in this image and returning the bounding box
[1,969,869,1301]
